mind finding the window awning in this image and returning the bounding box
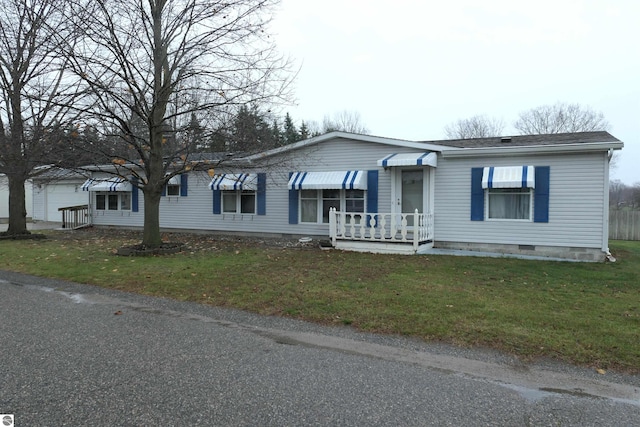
[81,179,95,191]
[209,173,257,191]
[84,177,132,192]
[288,171,367,190]
[377,152,437,168]
[166,175,180,185]
[482,166,535,189]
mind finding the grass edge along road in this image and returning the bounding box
[1,229,639,373]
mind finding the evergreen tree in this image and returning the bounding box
[299,121,310,140]
[284,112,300,145]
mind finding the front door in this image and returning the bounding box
[395,169,424,227]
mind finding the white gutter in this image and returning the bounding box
[440,141,624,158]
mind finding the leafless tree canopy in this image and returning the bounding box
[322,110,369,134]
[62,0,294,246]
[444,115,505,139]
[0,0,81,234]
[514,102,610,135]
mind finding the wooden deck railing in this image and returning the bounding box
[329,208,434,252]
[58,204,90,229]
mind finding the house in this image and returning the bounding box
[40,131,622,261]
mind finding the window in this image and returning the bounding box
[163,174,188,197]
[472,165,542,222]
[95,192,131,211]
[108,194,119,210]
[166,183,180,196]
[222,190,256,214]
[96,194,106,210]
[487,188,532,220]
[121,193,131,211]
[300,189,365,223]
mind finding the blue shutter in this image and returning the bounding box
[288,173,298,224]
[180,174,188,196]
[257,173,266,215]
[212,189,221,214]
[534,166,550,223]
[366,170,378,225]
[161,183,166,196]
[131,177,139,212]
[471,167,484,221]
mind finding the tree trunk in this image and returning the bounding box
[142,188,162,247]
[6,174,29,235]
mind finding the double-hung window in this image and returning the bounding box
[223,190,256,214]
[210,173,263,216]
[481,166,534,221]
[85,177,133,212]
[289,171,367,224]
[96,192,131,211]
[300,189,365,223]
[487,188,531,220]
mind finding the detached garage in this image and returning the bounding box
[32,170,88,222]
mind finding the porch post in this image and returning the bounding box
[329,207,337,246]
[413,209,419,252]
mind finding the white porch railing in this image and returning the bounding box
[329,208,434,253]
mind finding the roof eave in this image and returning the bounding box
[440,141,624,158]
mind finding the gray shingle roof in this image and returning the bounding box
[423,131,619,148]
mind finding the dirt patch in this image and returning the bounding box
[0,232,47,241]
[116,242,185,256]
[49,226,320,253]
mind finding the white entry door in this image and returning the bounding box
[392,169,426,227]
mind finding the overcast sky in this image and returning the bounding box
[271,0,639,185]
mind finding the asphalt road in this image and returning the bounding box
[1,270,639,426]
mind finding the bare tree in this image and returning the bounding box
[322,110,369,134]
[514,102,610,135]
[0,0,81,236]
[444,115,505,139]
[65,0,293,247]
[609,179,626,208]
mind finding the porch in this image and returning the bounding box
[328,208,434,254]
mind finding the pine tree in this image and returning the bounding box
[284,112,300,145]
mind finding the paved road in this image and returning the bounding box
[1,271,639,426]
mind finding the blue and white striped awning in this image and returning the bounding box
[377,152,437,168]
[482,166,535,189]
[83,177,132,192]
[288,171,367,190]
[209,173,257,191]
[81,179,95,191]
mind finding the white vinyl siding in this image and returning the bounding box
[434,152,607,248]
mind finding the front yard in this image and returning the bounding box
[1,228,639,373]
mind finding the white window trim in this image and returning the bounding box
[166,184,180,197]
[485,187,533,222]
[95,192,131,211]
[222,190,257,214]
[299,189,365,224]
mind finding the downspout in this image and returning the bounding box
[603,150,615,261]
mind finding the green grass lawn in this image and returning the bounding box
[2,229,639,373]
